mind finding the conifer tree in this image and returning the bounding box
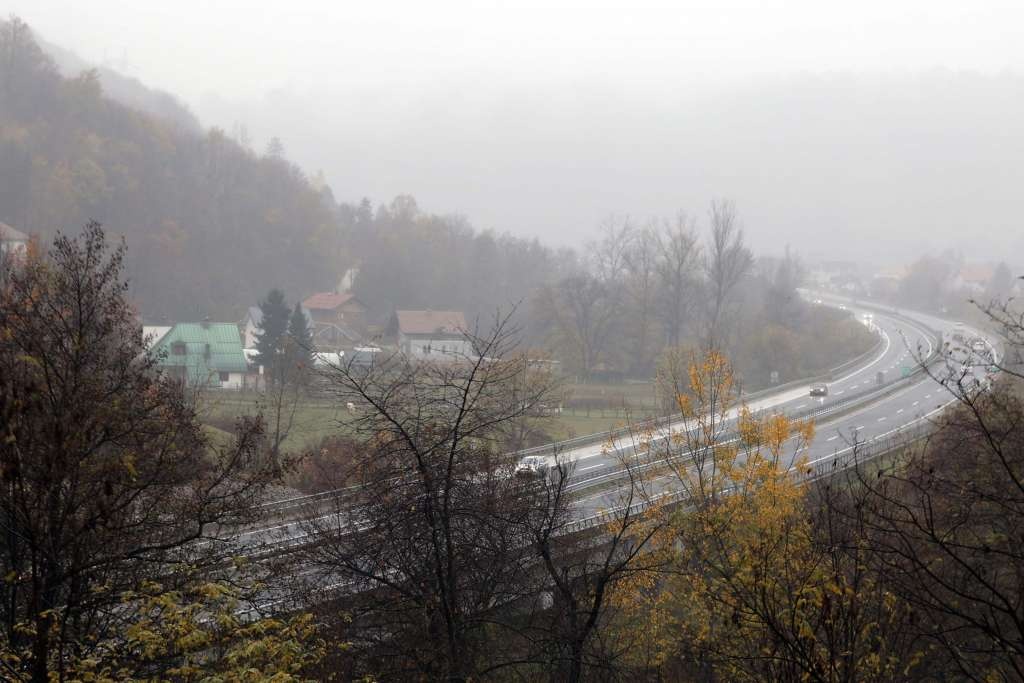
[255,288,290,378]
[287,302,314,385]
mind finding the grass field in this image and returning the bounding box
[198,391,355,452]
[197,381,667,453]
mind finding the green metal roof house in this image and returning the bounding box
[151,322,250,388]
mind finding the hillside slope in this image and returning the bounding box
[0,17,344,321]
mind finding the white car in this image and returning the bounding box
[515,455,550,478]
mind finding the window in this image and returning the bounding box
[171,341,186,356]
[219,371,230,382]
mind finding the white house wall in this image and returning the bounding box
[222,372,246,390]
[401,336,474,360]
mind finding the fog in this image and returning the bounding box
[10,0,1024,263]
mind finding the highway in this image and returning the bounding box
[571,296,998,520]
[221,297,996,558]
[215,296,1004,617]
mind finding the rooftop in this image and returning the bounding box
[142,325,172,349]
[0,222,28,242]
[302,292,362,311]
[151,322,248,380]
[395,310,467,336]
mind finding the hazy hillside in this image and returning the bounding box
[39,36,202,134]
[0,18,344,321]
[0,17,584,327]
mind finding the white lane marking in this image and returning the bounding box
[856,425,865,430]
[795,404,807,409]
[835,390,845,395]
[805,396,957,469]
[912,401,919,407]
[896,408,904,414]
[925,394,932,399]
[827,435,838,442]
[851,384,859,389]
[578,464,603,471]
[877,416,887,422]
[831,325,891,384]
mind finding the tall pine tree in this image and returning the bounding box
[254,288,290,376]
[287,302,314,385]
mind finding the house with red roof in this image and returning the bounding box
[301,291,366,349]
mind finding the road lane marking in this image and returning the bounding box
[877,417,887,422]
[835,390,844,395]
[795,404,806,409]
[827,435,838,441]
[896,408,904,414]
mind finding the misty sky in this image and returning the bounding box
[9,1,1024,264]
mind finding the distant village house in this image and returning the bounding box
[390,310,472,361]
[0,222,29,263]
[150,321,249,389]
[142,325,171,350]
[302,292,366,349]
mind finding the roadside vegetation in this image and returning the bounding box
[2,225,1023,680]
[4,17,1020,680]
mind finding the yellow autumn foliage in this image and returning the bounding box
[610,350,920,681]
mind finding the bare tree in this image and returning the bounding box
[703,199,752,351]
[654,212,701,349]
[297,313,560,681]
[623,221,660,375]
[817,293,1024,679]
[521,454,664,683]
[974,292,1024,375]
[832,387,1024,679]
[537,273,618,379]
[589,214,634,287]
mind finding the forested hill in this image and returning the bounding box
[39,35,202,134]
[0,18,345,321]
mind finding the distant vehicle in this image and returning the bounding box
[515,455,549,478]
[810,383,828,397]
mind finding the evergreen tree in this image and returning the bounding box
[287,302,314,383]
[255,288,290,375]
